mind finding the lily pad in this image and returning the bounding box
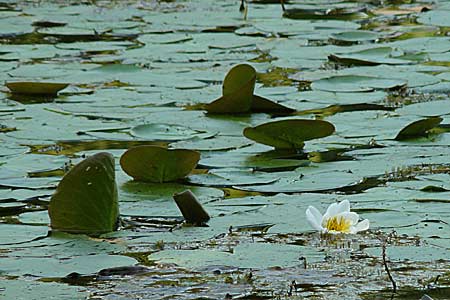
[120,145,200,183]
[130,123,211,141]
[48,152,119,235]
[328,47,409,66]
[150,242,323,269]
[395,117,443,141]
[5,81,68,96]
[243,119,335,149]
[330,30,380,43]
[417,10,450,27]
[205,64,255,113]
[205,64,294,114]
[282,6,367,21]
[312,75,407,92]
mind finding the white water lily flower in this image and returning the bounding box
[305,200,369,234]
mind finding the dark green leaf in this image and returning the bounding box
[6,81,68,96]
[48,152,119,235]
[395,117,443,140]
[205,64,255,113]
[243,119,335,149]
[120,145,200,183]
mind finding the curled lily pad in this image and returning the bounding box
[243,119,335,149]
[206,64,255,113]
[205,64,294,114]
[120,145,200,183]
[395,117,443,141]
[48,152,119,235]
[5,81,68,96]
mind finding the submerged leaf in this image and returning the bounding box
[395,117,443,141]
[5,81,68,96]
[243,119,335,149]
[120,145,200,183]
[48,152,119,235]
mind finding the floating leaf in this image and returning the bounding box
[120,145,200,183]
[5,82,68,96]
[417,10,450,27]
[243,119,335,149]
[130,123,211,141]
[395,117,443,141]
[48,152,119,235]
[282,6,367,20]
[420,185,449,192]
[330,30,380,43]
[328,47,409,66]
[204,64,294,114]
[312,75,406,92]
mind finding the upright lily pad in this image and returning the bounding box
[48,152,119,235]
[120,145,200,183]
[206,64,255,113]
[243,119,335,149]
[204,64,294,114]
[5,81,68,96]
[395,117,443,141]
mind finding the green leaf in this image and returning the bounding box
[48,152,119,235]
[243,119,335,149]
[395,117,443,141]
[130,123,211,141]
[312,75,406,92]
[330,30,380,43]
[205,64,255,113]
[328,47,409,66]
[204,64,294,114]
[5,81,68,96]
[120,145,200,183]
[251,95,295,114]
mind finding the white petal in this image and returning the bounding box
[337,211,359,225]
[336,199,350,214]
[324,202,339,218]
[352,219,370,233]
[307,205,323,223]
[306,206,323,231]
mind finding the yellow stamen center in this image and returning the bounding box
[325,216,351,232]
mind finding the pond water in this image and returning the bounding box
[0,0,449,299]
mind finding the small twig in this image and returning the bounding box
[280,0,286,12]
[381,236,397,294]
[287,280,296,296]
[299,256,307,269]
[239,0,248,20]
